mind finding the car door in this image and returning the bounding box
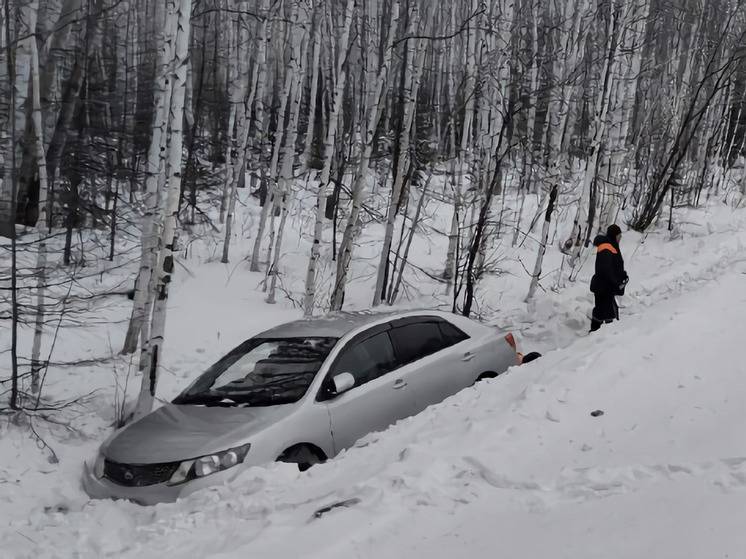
[318,326,420,454]
[388,317,473,412]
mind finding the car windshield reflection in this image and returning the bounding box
[173,337,339,407]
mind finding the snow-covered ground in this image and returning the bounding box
[2,187,746,558]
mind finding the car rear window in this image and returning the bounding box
[438,320,469,346]
[389,321,447,366]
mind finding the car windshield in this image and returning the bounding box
[173,337,339,407]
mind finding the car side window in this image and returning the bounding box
[329,331,397,388]
[389,321,447,366]
[437,320,469,347]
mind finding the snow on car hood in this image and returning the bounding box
[103,403,295,464]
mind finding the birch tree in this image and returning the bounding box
[302,0,354,316]
[133,0,193,420]
[443,0,479,289]
[329,0,401,312]
[267,1,310,304]
[526,0,591,304]
[218,15,238,225]
[250,1,302,273]
[29,40,50,394]
[565,2,621,270]
[222,0,265,264]
[372,4,429,307]
[598,0,650,228]
[121,3,178,355]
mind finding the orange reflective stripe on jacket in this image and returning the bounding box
[596,243,618,255]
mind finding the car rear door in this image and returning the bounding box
[318,325,420,454]
[388,317,474,412]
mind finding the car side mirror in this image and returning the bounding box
[332,372,355,395]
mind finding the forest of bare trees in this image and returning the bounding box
[3,0,746,416]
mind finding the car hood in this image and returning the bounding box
[103,403,295,464]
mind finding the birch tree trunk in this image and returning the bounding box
[524,0,540,193]
[219,16,238,224]
[121,1,178,354]
[443,0,478,287]
[329,0,401,312]
[566,5,620,269]
[267,6,309,303]
[250,2,301,272]
[301,7,322,168]
[302,0,354,316]
[526,0,590,304]
[388,171,432,305]
[372,7,428,306]
[222,0,265,264]
[134,0,193,421]
[29,40,50,394]
[599,0,650,227]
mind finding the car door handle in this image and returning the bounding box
[393,379,407,389]
[462,352,474,362]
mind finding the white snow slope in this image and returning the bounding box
[2,197,746,558]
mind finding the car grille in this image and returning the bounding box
[103,459,180,487]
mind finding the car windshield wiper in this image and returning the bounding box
[173,393,254,406]
[217,371,315,391]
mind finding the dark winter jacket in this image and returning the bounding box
[590,234,628,296]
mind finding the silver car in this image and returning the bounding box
[83,310,520,505]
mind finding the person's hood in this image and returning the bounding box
[102,403,297,463]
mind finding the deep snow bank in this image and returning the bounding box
[3,215,746,558]
[2,192,746,558]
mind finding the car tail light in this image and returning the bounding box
[504,333,517,351]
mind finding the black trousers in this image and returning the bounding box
[590,293,619,332]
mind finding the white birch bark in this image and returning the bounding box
[121,1,178,354]
[329,0,401,312]
[222,0,266,264]
[443,0,478,286]
[524,0,540,191]
[301,7,322,167]
[388,171,433,305]
[29,40,50,394]
[526,0,590,304]
[134,0,193,420]
[302,0,354,316]
[567,5,619,268]
[600,0,650,227]
[250,2,301,272]
[267,7,309,303]
[372,5,428,307]
[219,17,238,224]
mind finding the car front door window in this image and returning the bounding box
[330,332,396,388]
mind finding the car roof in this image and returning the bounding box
[256,309,450,339]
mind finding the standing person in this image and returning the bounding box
[589,224,629,332]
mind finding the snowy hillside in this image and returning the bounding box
[7,1,746,555]
[2,192,746,558]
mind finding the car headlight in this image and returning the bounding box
[167,443,251,485]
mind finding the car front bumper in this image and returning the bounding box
[81,459,235,506]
